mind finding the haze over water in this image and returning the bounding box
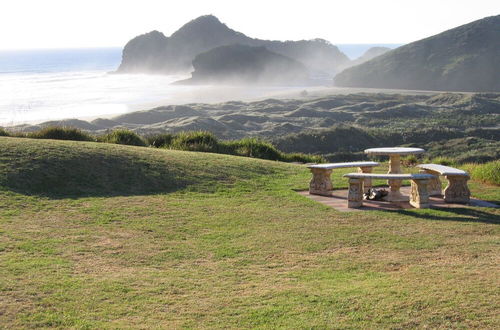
[0,45,396,126]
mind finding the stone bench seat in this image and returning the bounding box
[343,173,436,209]
[307,161,379,196]
[416,164,470,203]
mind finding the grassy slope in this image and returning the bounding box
[0,137,498,329]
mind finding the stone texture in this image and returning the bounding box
[417,164,470,203]
[343,173,435,209]
[308,162,378,196]
[347,178,363,208]
[309,168,333,196]
[444,175,471,203]
[358,166,373,193]
[364,148,424,202]
[420,169,443,196]
[299,186,497,212]
[409,179,430,209]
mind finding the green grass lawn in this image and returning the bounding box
[0,137,499,329]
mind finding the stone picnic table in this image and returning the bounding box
[364,147,425,202]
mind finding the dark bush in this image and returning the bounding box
[280,152,324,163]
[429,157,455,166]
[100,129,146,147]
[146,133,174,148]
[0,128,11,136]
[170,131,219,152]
[222,138,282,160]
[27,126,94,141]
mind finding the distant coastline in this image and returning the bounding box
[336,44,402,60]
[0,45,400,125]
[0,47,122,74]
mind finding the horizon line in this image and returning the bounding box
[0,43,406,52]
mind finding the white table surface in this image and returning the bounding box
[364,147,425,155]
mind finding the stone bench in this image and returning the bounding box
[416,164,470,203]
[308,161,379,196]
[343,173,437,209]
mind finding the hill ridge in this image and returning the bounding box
[117,15,350,76]
[334,15,500,92]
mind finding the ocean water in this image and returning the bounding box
[0,45,401,126]
[0,48,197,125]
[0,48,318,126]
[336,44,402,60]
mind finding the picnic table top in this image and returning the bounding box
[308,161,379,169]
[364,147,425,155]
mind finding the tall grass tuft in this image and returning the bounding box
[146,133,174,148]
[222,138,282,160]
[170,131,219,152]
[402,155,419,167]
[0,128,11,137]
[280,152,325,163]
[464,161,500,186]
[18,126,322,163]
[429,156,455,166]
[148,131,323,163]
[99,129,147,147]
[27,126,94,141]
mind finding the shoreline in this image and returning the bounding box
[0,86,443,127]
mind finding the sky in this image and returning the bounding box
[1,0,499,50]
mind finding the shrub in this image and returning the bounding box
[100,129,146,147]
[222,138,282,161]
[0,128,11,136]
[146,133,174,148]
[170,131,219,152]
[402,154,419,167]
[280,152,325,163]
[429,156,455,166]
[28,126,94,141]
[466,161,500,186]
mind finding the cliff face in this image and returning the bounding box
[177,44,309,85]
[117,31,169,73]
[117,15,350,76]
[334,15,500,92]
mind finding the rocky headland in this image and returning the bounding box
[173,45,309,85]
[116,15,350,77]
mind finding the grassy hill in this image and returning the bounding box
[0,137,499,328]
[335,15,500,92]
[0,137,301,197]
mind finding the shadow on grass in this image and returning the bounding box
[390,207,500,225]
[0,153,194,199]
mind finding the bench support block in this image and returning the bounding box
[420,169,442,196]
[409,179,430,209]
[444,175,470,203]
[358,166,373,193]
[386,154,409,202]
[347,178,363,208]
[309,168,333,196]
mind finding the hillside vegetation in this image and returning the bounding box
[274,126,500,163]
[335,15,500,92]
[0,137,498,328]
[0,128,323,164]
[11,92,500,163]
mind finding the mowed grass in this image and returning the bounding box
[0,137,499,329]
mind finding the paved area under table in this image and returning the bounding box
[298,186,498,212]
